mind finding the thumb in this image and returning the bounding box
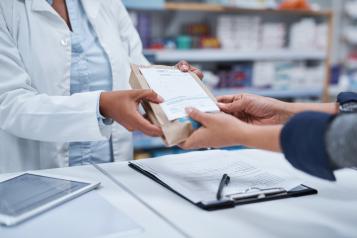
[185,107,210,126]
[137,89,163,103]
[218,100,244,114]
[217,102,231,112]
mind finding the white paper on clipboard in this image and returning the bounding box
[131,150,302,203]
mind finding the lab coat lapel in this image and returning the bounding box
[31,0,101,20]
[31,0,54,12]
[81,0,102,20]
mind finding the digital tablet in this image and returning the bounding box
[0,172,100,226]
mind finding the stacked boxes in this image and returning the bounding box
[217,16,326,51]
[261,23,286,49]
[289,19,327,51]
[217,16,261,50]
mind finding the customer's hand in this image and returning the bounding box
[99,90,163,136]
[180,107,283,152]
[175,60,204,79]
[179,108,248,150]
[217,94,292,125]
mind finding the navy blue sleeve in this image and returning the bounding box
[280,112,336,181]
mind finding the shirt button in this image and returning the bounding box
[61,39,68,47]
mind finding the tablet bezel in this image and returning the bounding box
[0,172,100,226]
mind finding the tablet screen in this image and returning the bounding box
[0,174,89,217]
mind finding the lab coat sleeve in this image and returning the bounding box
[114,0,150,65]
[0,14,110,143]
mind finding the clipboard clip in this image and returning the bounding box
[226,187,287,200]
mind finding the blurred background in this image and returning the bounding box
[121,0,357,159]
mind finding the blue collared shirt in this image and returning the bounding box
[47,0,114,166]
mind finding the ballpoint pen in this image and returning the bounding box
[216,173,230,200]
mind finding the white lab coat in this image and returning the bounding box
[0,0,149,173]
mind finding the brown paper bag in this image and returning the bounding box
[129,64,217,147]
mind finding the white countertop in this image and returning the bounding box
[100,149,357,238]
[1,149,356,238]
[0,165,184,238]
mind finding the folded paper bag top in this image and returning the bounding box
[129,64,219,146]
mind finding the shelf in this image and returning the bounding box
[126,2,332,17]
[165,2,225,12]
[212,88,323,98]
[144,49,327,62]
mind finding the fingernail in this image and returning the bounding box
[158,95,164,102]
[185,107,193,114]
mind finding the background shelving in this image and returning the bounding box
[212,87,323,98]
[337,0,357,93]
[123,1,332,16]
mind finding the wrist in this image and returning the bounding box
[232,122,254,146]
[279,101,296,123]
[331,102,340,114]
[288,102,339,115]
[99,92,111,119]
[236,124,283,152]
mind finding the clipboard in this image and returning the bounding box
[129,162,318,211]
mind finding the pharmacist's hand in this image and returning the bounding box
[99,90,163,137]
[179,108,247,150]
[175,60,204,79]
[217,94,292,125]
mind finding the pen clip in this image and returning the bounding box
[216,174,230,200]
[226,187,287,200]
